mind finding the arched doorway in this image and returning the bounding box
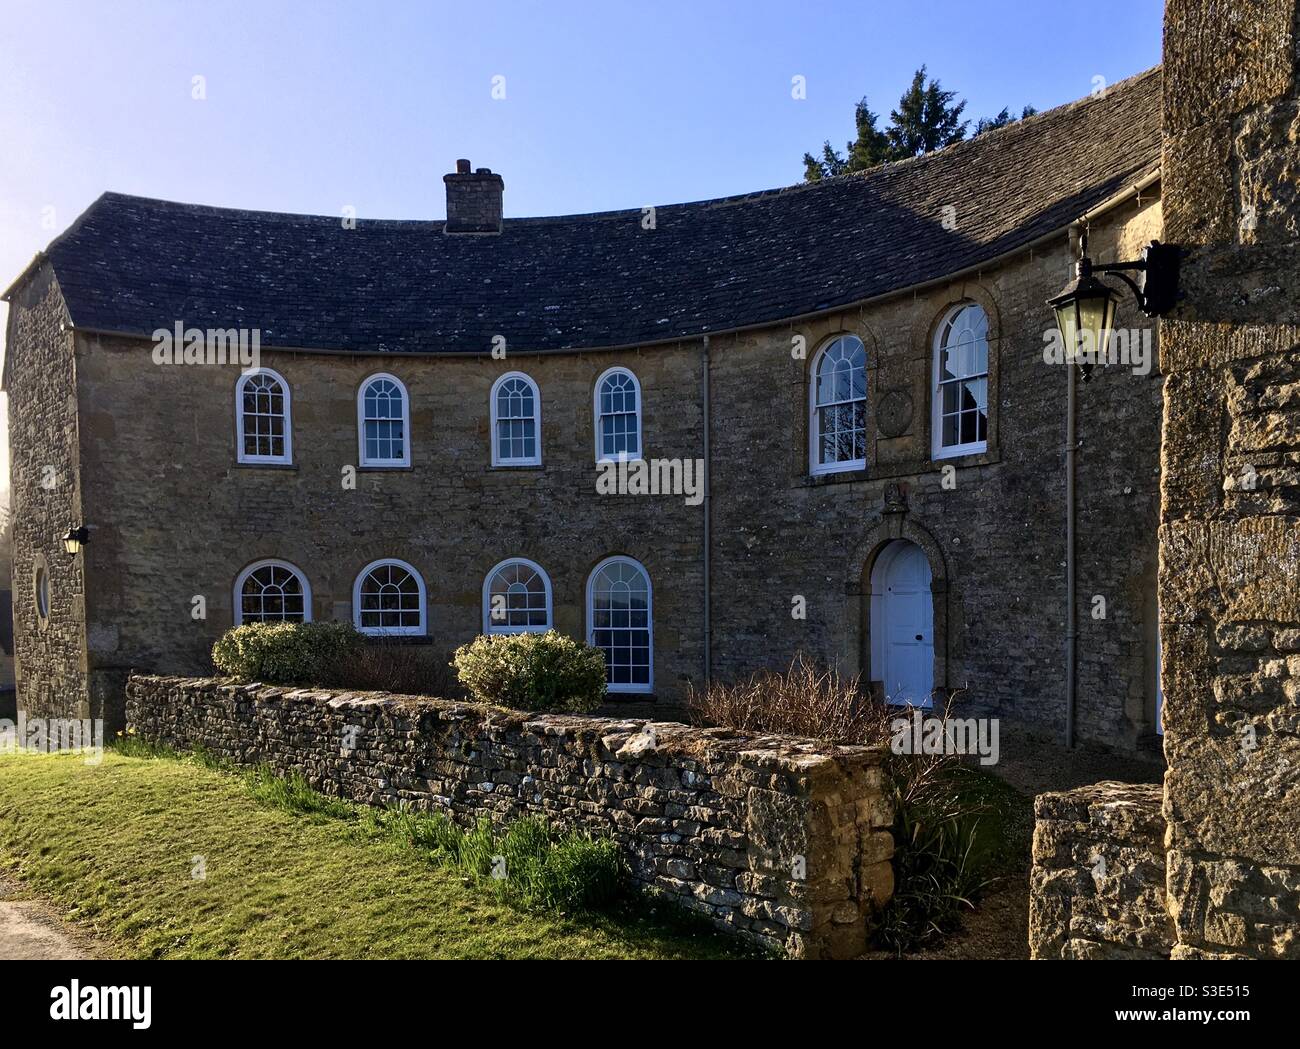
[870,540,935,706]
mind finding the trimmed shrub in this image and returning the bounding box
[451,631,607,713]
[211,621,364,685]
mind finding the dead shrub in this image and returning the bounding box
[686,654,887,745]
[329,640,462,698]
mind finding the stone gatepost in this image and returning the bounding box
[1157,0,1300,958]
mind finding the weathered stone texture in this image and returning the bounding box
[4,265,92,721]
[1029,782,1174,959]
[126,673,894,959]
[1156,0,1300,959]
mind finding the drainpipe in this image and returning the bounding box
[701,335,712,687]
[1064,286,1078,750]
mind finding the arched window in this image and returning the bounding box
[353,558,425,635]
[490,372,541,466]
[234,559,311,624]
[482,558,552,633]
[809,335,867,474]
[594,367,642,462]
[236,368,292,464]
[357,373,410,467]
[587,556,652,693]
[932,303,989,458]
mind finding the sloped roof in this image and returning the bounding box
[18,68,1160,355]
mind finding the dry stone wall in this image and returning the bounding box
[1029,782,1174,959]
[126,673,894,959]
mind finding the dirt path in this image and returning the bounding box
[0,874,100,960]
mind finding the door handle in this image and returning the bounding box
[915,634,923,641]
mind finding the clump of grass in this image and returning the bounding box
[874,752,994,953]
[109,733,182,761]
[242,766,357,822]
[377,808,627,914]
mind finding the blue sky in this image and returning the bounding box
[0,0,1165,496]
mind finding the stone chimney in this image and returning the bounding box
[443,159,504,234]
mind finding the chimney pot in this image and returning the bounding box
[456,158,471,174]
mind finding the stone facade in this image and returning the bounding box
[125,672,893,959]
[1029,782,1174,959]
[2,265,94,723]
[5,195,1165,753]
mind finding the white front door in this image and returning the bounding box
[872,541,935,707]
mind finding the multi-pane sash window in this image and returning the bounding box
[237,369,291,464]
[587,556,652,692]
[491,373,541,466]
[933,303,990,457]
[358,374,410,467]
[595,368,642,462]
[354,559,425,635]
[483,558,552,633]
[235,560,310,624]
[810,335,867,474]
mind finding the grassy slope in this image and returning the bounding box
[0,750,756,960]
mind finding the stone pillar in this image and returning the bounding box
[1159,0,1300,959]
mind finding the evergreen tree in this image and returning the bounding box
[886,66,968,158]
[974,104,1038,136]
[801,67,971,180]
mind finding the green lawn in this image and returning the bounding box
[0,749,760,960]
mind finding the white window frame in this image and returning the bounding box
[593,366,643,464]
[490,372,543,467]
[357,372,412,468]
[931,302,990,460]
[236,367,293,465]
[352,557,426,636]
[233,559,313,625]
[586,555,653,694]
[481,557,553,634]
[808,334,868,476]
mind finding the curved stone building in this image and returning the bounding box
[3,68,1165,749]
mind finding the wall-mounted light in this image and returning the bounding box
[61,525,89,556]
[1047,232,1181,381]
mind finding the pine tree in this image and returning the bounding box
[801,68,970,180]
[886,66,968,158]
[974,104,1038,136]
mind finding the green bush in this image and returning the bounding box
[451,631,607,713]
[211,621,364,685]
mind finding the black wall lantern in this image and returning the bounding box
[61,525,89,556]
[1047,230,1181,380]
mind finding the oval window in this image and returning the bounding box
[35,566,50,620]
